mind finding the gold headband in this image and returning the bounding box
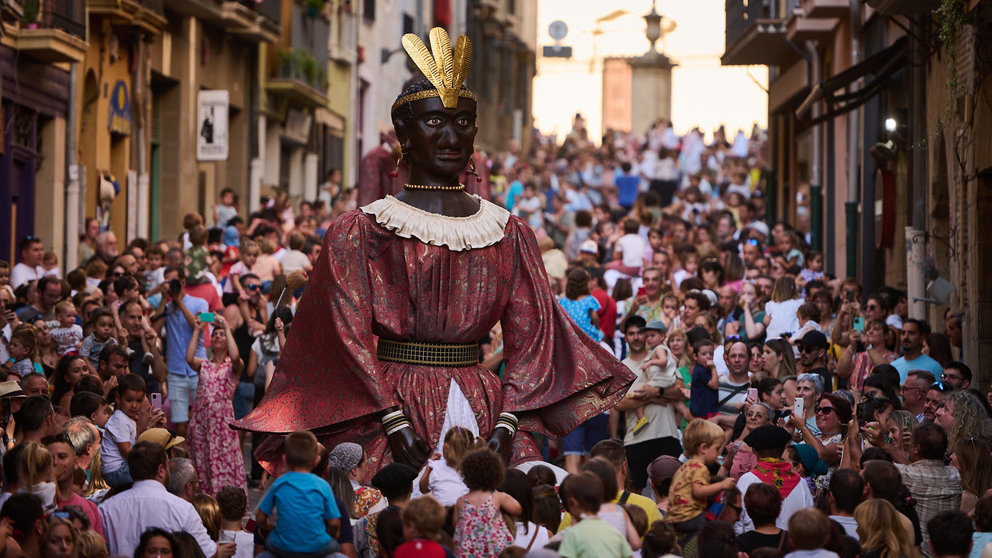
[391,28,476,114]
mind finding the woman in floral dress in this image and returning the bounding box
[185,314,247,495]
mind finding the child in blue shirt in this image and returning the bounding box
[688,339,720,419]
[257,430,341,558]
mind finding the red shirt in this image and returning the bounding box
[592,288,617,340]
[58,491,103,536]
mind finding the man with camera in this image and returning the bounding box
[151,266,207,438]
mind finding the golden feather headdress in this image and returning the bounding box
[391,27,477,114]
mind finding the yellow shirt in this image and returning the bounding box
[666,457,710,523]
[557,489,663,533]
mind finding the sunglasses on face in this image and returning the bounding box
[246,284,261,291]
[815,406,835,415]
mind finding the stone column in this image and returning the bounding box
[629,52,674,135]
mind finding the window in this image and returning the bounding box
[363,0,375,21]
[402,13,414,35]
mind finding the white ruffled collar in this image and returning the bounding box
[361,195,510,251]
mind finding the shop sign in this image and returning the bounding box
[197,90,229,161]
[108,81,131,135]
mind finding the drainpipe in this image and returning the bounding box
[65,63,80,270]
[846,0,861,278]
[806,40,822,252]
[907,15,928,319]
[134,35,149,240]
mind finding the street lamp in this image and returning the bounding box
[644,1,662,53]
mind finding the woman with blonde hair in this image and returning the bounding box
[950,437,992,515]
[42,515,78,558]
[854,499,921,558]
[937,392,992,455]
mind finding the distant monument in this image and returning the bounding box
[629,1,675,133]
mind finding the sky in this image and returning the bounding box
[532,0,769,142]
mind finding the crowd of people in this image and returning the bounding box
[0,115,989,558]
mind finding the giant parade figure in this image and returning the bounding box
[234,28,635,477]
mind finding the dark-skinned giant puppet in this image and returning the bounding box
[234,28,634,479]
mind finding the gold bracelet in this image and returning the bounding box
[403,183,465,191]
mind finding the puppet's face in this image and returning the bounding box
[397,96,477,182]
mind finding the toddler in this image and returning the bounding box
[79,308,118,371]
[224,239,258,295]
[217,486,254,558]
[688,340,720,419]
[557,472,633,558]
[672,247,699,289]
[50,300,83,356]
[100,374,152,488]
[419,426,476,507]
[789,301,823,347]
[629,337,689,434]
[395,496,453,558]
[42,251,61,279]
[660,295,679,330]
[185,225,211,286]
[18,442,57,512]
[453,448,521,557]
[69,391,112,429]
[0,260,11,298]
[799,250,824,284]
[214,188,239,228]
[666,419,736,533]
[256,430,341,558]
[5,325,42,378]
[606,219,645,277]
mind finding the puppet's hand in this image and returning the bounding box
[383,409,430,469]
[487,412,518,465]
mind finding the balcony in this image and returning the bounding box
[14,0,88,63]
[786,9,839,44]
[266,47,328,109]
[801,0,850,18]
[722,0,798,67]
[88,0,167,33]
[864,0,939,15]
[165,0,281,42]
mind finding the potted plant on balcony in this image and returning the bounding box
[301,53,318,88]
[304,0,327,18]
[278,49,293,78]
[292,49,309,81]
[22,0,40,28]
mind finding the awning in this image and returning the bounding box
[795,36,908,124]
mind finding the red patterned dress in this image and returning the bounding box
[188,357,247,496]
[234,196,635,478]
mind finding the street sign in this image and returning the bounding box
[543,45,573,58]
[549,20,568,41]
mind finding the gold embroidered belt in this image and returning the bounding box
[376,339,479,367]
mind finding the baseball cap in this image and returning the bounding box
[643,320,667,333]
[647,455,681,488]
[579,240,599,254]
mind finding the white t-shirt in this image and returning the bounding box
[101,410,136,474]
[764,298,804,340]
[514,522,551,551]
[616,234,646,268]
[621,354,679,446]
[11,263,43,289]
[219,530,255,558]
[280,250,311,274]
[426,458,468,507]
[735,470,814,534]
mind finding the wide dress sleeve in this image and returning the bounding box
[233,211,395,434]
[498,218,634,438]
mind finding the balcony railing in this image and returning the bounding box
[26,0,86,38]
[726,0,773,49]
[134,0,164,14]
[238,0,282,25]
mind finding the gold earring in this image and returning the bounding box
[390,152,403,178]
[468,157,482,183]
